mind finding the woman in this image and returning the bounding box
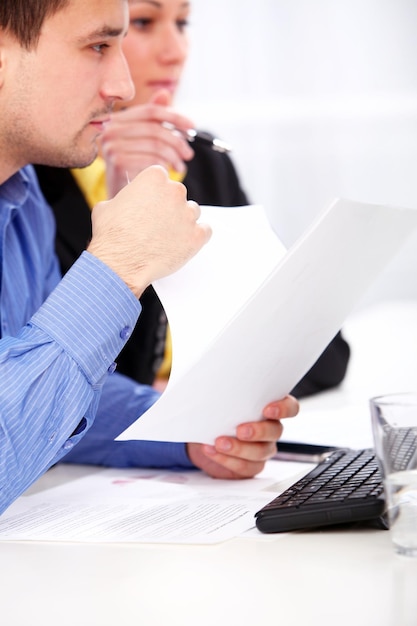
[35,0,350,395]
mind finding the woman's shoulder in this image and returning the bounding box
[185,131,249,207]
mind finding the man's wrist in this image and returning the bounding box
[86,243,149,299]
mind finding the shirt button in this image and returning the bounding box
[120,326,132,341]
[108,361,117,374]
[48,432,57,444]
[63,440,74,451]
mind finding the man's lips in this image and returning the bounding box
[89,117,111,131]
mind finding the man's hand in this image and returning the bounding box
[186,395,299,479]
[87,165,211,297]
[101,90,195,196]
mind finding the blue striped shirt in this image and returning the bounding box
[0,166,191,515]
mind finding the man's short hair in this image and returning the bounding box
[0,0,70,50]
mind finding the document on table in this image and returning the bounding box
[0,461,312,544]
[117,199,417,444]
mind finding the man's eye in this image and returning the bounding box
[91,43,110,54]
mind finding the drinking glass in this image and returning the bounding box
[370,393,417,557]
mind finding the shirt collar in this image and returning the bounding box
[0,167,31,208]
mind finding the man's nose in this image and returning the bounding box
[100,50,135,104]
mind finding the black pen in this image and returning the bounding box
[163,122,232,153]
[185,129,232,153]
[273,441,339,463]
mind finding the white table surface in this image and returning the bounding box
[1,521,416,626]
[1,300,417,626]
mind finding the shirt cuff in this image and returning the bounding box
[30,251,141,384]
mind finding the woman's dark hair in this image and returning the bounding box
[0,0,70,49]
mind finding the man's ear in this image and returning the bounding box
[0,35,7,89]
[0,29,15,90]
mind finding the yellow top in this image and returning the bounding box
[71,157,107,209]
[71,158,184,380]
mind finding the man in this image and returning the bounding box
[0,0,298,516]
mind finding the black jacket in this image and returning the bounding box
[34,139,350,397]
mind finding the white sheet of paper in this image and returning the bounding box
[155,204,286,380]
[118,199,417,444]
[0,461,312,544]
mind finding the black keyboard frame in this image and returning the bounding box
[255,448,387,533]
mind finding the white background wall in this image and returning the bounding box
[177,0,417,308]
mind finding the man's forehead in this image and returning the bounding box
[42,0,129,41]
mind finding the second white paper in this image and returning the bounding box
[118,199,417,444]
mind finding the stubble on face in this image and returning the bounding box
[5,71,113,170]
[32,106,115,170]
[1,53,108,171]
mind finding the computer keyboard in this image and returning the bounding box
[255,448,387,533]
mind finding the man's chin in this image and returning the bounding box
[73,141,100,168]
[52,146,99,170]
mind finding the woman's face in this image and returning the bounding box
[123,0,190,107]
